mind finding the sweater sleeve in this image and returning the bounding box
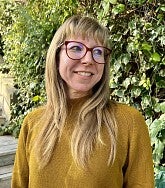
[11,115,29,188]
[122,107,154,188]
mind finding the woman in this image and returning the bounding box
[12,15,154,188]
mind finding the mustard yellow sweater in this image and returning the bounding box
[12,99,154,188]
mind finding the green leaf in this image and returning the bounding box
[144,22,152,30]
[153,140,164,164]
[160,102,165,113]
[141,95,151,108]
[122,54,130,65]
[112,4,125,15]
[122,78,131,89]
[30,82,36,89]
[154,102,165,113]
[142,42,152,51]
[114,62,121,71]
[32,95,40,102]
[109,79,118,88]
[109,0,117,4]
[150,119,163,138]
[131,87,141,97]
[127,41,139,52]
[151,52,161,62]
[155,170,165,188]
[102,1,110,15]
[131,76,138,84]
[116,89,124,97]
[160,6,165,12]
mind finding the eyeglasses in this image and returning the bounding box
[59,41,111,64]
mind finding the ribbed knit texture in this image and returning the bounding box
[12,98,154,188]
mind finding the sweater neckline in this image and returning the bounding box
[67,95,91,110]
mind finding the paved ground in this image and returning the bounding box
[0,135,17,188]
[0,135,17,157]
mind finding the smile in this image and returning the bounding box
[76,71,93,77]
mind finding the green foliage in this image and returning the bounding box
[80,0,165,182]
[0,0,165,185]
[150,113,165,168]
[93,0,165,182]
[155,169,165,188]
[0,0,79,136]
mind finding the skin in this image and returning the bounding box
[59,36,105,99]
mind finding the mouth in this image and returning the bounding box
[75,71,94,77]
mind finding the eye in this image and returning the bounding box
[68,43,83,52]
[93,48,103,56]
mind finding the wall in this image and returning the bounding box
[0,73,15,122]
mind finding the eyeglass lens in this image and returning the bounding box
[65,41,110,64]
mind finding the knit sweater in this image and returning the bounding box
[11,98,154,188]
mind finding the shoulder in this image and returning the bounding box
[108,100,147,130]
[17,106,46,144]
[21,106,46,131]
[25,106,45,121]
[107,100,151,145]
[109,100,144,119]
[108,100,140,114]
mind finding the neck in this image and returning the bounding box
[67,89,92,99]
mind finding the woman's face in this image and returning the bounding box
[58,36,105,99]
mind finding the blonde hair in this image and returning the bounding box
[35,15,117,168]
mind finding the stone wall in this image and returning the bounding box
[0,73,15,122]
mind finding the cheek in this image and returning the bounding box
[98,65,104,78]
[58,52,68,75]
[58,61,67,80]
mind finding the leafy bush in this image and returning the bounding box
[155,170,165,188]
[79,0,165,183]
[0,0,79,136]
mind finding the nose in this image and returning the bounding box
[81,51,94,65]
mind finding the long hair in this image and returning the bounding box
[34,15,117,168]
